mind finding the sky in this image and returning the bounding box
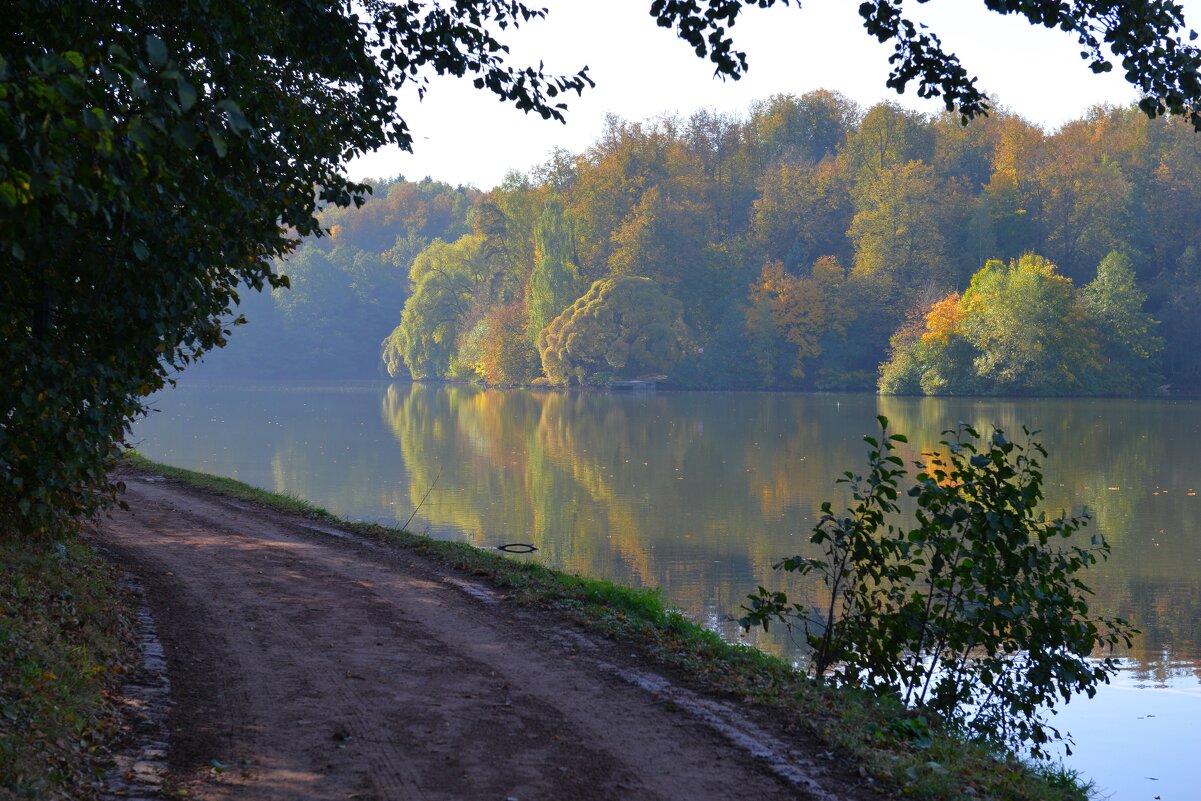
[345,0,1201,190]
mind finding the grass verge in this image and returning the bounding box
[0,538,134,800]
[121,452,1088,801]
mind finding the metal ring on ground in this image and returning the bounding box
[497,543,538,553]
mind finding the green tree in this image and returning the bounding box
[528,198,585,342]
[384,235,489,380]
[930,108,1003,188]
[537,276,688,385]
[475,172,545,305]
[273,246,361,372]
[1150,247,1201,388]
[744,290,782,387]
[815,265,896,390]
[1082,251,1163,392]
[960,255,1098,393]
[193,177,473,381]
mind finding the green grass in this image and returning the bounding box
[120,452,1090,801]
[0,538,133,801]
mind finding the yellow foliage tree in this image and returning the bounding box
[920,292,964,347]
[745,261,827,382]
[848,160,951,296]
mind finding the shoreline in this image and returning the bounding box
[174,371,1194,400]
[88,452,1094,801]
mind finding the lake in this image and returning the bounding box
[132,380,1201,799]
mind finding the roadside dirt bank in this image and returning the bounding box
[90,471,886,801]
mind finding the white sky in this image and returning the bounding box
[345,0,1201,189]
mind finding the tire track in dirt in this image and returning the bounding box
[93,472,871,801]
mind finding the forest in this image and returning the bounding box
[207,92,1201,395]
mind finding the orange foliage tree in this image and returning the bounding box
[476,301,538,386]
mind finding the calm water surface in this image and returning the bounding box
[133,380,1201,800]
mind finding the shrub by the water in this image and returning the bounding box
[742,416,1135,757]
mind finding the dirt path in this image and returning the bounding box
[92,472,868,801]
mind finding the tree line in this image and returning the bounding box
[208,92,1201,394]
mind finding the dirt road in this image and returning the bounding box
[93,472,864,801]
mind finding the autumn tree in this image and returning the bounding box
[319,178,477,255]
[750,159,852,271]
[658,0,1201,132]
[684,109,756,235]
[877,307,932,395]
[930,110,1010,280]
[603,177,728,332]
[607,185,712,292]
[475,302,540,385]
[537,276,689,385]
[745,262,828,385]
[877,292,979,394]
[848,160,951,301]
[840,103,934,187]
[747,91,858,170]
[1146,118,1201,270]
[349,96,1194,396]
[881,255,1105,395]
[978,116,1049,258]
[1038,124,1134,282]
[567,117,674,278]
